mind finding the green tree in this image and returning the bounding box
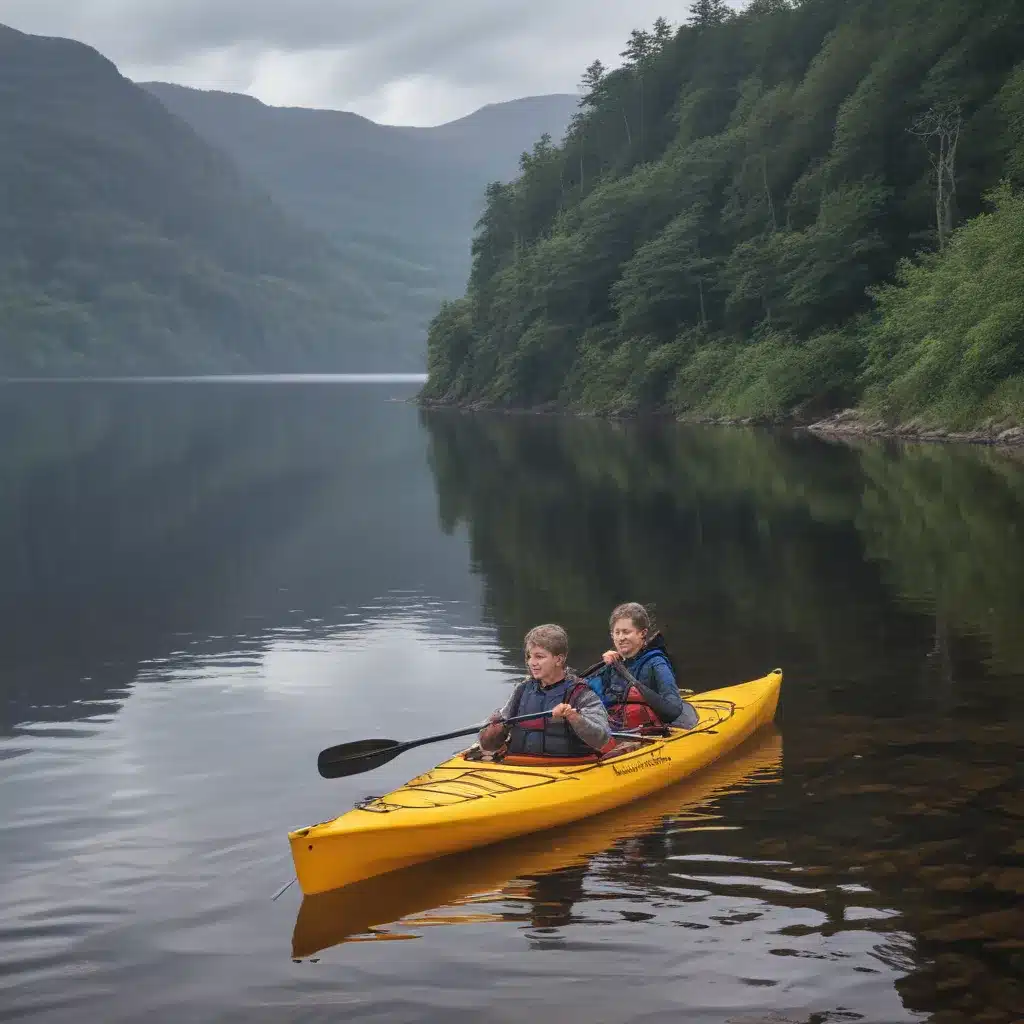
[997,63,1024,185]
[688,0,733,28]
[861,182,1024,427]
[744,0,790,14]
[612,206,715,337]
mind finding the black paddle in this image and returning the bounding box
[577,630,669,680]
[317,709,557,779]
[579,635,696,700]
[581,649,694,726]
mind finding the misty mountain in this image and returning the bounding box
[0,23,411,374]
[139,82,579,353]
[0,20,576,375]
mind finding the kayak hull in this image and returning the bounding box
[292,727,783,956]
[289,667,782,896]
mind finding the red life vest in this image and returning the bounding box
[590,640,675,734]
[609,685,665,732]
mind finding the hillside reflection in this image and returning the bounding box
[421,408,1024,1024]
[0,381,473,734]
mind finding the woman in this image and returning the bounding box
[587,602,699,730]
[478,624,610,757]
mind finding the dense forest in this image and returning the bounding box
[0,24,403,374]
[422,0,1024,430]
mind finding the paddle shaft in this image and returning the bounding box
[318,709,559,773]
[582,642,695,697]
[579,652,648,691]
[389,709,556,757]
[318,661,684,780]
[579,638,657,682]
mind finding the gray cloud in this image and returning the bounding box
[0,1,736,124]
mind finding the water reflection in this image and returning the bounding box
[292,728,927,1022]
[0,613,522,1023]
[424,411,1024,685]
[421,408,1024,1024]
[0,381,477,735]
[1,384,1021,1024]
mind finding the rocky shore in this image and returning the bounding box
[802,409,1024,448]
[419,396,1024,449]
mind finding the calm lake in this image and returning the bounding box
[1,379,1021,1024]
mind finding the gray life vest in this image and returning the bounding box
[505,675,593,757]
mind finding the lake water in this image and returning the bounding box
[1,379,1021,1024]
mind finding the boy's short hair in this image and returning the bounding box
[523,623,569,660]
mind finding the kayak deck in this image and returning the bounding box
[289,667,782,895]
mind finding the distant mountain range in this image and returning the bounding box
[0,20,576,375]
[140,83,579,367]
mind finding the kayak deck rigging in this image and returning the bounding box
[354,767,563,812]
[353,698,738,814]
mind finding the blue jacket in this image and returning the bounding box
[586,636,695,726]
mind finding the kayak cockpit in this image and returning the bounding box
[458,732,665,768]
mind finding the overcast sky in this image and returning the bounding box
[0,1,741,125]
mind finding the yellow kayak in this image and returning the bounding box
[289,667,782,896]
[292,726,782,955]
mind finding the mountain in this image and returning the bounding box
[0,22,419,375]
[400,94,584,158]
[421,1,1024,431]
[138,83,579,364]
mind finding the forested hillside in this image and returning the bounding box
[422,0,1024,430]
[0,24,400,375]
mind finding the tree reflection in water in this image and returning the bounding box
[417,408,1024,1024]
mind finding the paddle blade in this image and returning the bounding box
[317,738,403,779]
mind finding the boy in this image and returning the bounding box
[479,624,610,756]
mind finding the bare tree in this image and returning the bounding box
[575,61,606,196]
[762,154,777,232]
[621,29,653,154]
[909,101,963,250]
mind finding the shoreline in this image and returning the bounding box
[416,398,1024,449]
[798,409,1024,449]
